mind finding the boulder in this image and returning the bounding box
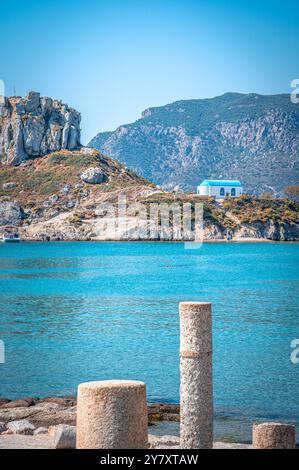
[53,424,76,449]
[65,200,75,209]
[61,185,70,194]
[42,397,76,406]
[80,167,106,184]
[49,194,59,204]
[34,427,48,435]
[80,189,90,198]
[80,147,98,155]
[0,422,7,434]
[2,182,17,190]
[148,434,180,449]
[1,399,31,409]
[0,201,24,226]
[23,397,39,406]
[7,419,35,435]
[0,398,11,407]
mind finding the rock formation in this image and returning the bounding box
[0,91,81,165]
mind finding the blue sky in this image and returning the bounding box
[1,0,298,143]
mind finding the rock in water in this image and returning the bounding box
[7,419,35,435]
[54,424,76,449]
[80,167,106,184]
[0,91,81,165]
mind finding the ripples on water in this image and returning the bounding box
[0,241,298,441]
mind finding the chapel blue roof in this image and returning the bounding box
[199,180,242,187]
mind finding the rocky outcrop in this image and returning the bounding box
[89,93,299,196]
[0,399,77,428]
[18,215,299,242]
[0,91,81,165]
[207,221,299,241]
[80,167,106,184]
[232,220,299,241]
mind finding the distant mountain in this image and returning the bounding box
[89,93,299,195]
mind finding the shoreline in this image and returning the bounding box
[1,396,298,445]
[2,238,299,244]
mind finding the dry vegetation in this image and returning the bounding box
[223,194,299,225]
[0,149,153,207]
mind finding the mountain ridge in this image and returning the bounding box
[89,92,299,195]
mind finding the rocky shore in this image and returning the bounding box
[0,396,251,449]
[0,396,179,429]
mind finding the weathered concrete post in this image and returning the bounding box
[252,422,296,449]
[76,380,148,449]
[180,302,213,449]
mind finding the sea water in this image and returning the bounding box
[0,241,298,441]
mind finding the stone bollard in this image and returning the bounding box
[180,302,213,449]
[252,422,296,449]
[76,380,148,449]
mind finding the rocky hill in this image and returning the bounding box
[0,91,81,165]
[0,147,160,240]
[0,147,298,241]
[89,93,299,196]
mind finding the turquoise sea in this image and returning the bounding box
[0,241,298,441]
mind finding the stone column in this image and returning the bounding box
[180,302,213,449]
[76,380,148,449]
[252,422,296,449]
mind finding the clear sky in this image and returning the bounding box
[1,0,298,144]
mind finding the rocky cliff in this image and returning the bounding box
[0,91,81,165]
[89,93,299,196]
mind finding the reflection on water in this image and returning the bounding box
[0,241,298,441]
